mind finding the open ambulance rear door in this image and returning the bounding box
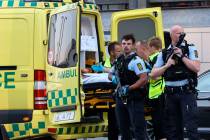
[111,7,164,45]
[46,3,83,125]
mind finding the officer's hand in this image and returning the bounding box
[173,47,183,57]
[119,85,130,97]
[165,55,175,68]
[112,76,118,85]
[91,63,104,73]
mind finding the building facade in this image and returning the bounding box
[95,0,210,73]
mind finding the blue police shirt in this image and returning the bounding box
[154,43,199,68]
[110,53,148,76]
[154,43,199,86]
[128,55,148,75]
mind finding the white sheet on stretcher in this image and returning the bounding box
[82,73,111,84]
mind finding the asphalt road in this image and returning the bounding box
[79,138,108,140]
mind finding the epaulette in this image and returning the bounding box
[131,53,137,60]
[133,56,137,60]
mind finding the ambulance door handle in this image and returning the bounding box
[21,74,28,77]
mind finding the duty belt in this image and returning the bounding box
[165,84,191,94]
[165,79,189,87]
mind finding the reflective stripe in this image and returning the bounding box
[35,101,47,104]
[81,3,97,10]
[35,97,47,100]
[149,77,165,99]
[149,52,159,61]
[0,0,66,8]
[50,124,108,134]
[149,52,165,99]
[5,121,47,139]
[0,1,97,11]
[104,57,111,68]
[165,79,189,86]
[34,81,46,90]
[48,88,77,108]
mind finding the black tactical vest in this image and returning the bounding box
[115,53,139,86]
[162,43,190,81]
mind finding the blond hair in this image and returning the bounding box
[148,37,162,50]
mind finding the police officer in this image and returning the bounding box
[91,41,122,73]
[147,37,166,140]
[104,41,122,72]
[151,25,200,140]
[106,41,122,140]
[91,41,122,140]
[109,34,148,140]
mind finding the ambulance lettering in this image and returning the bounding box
[58,69,77,79]
[0,72,15,89]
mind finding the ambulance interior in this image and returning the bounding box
[80,14,115,116]
[80,14,99,70]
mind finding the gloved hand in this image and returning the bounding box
[91,63,104,73]
[112,76,118,85]
[118,85,130,97]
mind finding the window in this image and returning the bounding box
[197,71,210,92]
[149,1,210,9]
[80,14,99,69]
[118,18,156,41]
[48,9,78,68]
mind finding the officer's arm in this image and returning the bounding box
[181,46,200,73]
[107,66,113,80]
[150,53,174,78]
[108,72,112,81]
[129,73,148,90]
[129,57,148,90]
[182,58,200,73]
[151,65,169,78]
[103,67,111,73]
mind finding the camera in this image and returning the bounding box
[166,32,186,61]
[175,32,186,48]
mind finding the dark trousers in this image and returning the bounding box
[164,88,199,140]
[0,125,8,140]
[115,96,146,140]
[108,107,119,140]
[150,94,166,139]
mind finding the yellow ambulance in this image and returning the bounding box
[0,0,164,139]
[0,0,107,139]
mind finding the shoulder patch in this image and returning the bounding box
[194,50,198,58]
[137,63,143,71]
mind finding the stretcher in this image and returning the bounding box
[82,73,153,120]
[82,73,116,109]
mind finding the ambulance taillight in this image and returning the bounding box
[34,70,47,109]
